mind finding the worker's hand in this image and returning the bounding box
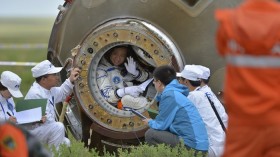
[8,116,17,123]
[41,115,47,123]
[69,67,81,84]
[124,57,139,76]
[117,86,143,98]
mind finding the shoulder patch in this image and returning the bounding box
[1,136,16,151]
[112,76,121,84]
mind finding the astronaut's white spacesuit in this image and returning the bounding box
[97,57,149,109]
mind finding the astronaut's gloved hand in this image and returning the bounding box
[117,86,143,98]
[124,57,139,76]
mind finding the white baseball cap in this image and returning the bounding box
[0,71,23,98]
[31,60,63,78]
[176,72,182,77]
[196,65,210,80]
[177,65,203,81]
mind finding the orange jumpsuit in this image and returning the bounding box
[215,0,280,156]
[0,123,28,157]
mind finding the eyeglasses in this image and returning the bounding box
[177,77,183,81]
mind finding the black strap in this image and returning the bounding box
[205,94,227,132]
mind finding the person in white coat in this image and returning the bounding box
[177,65,226,157]
[196,65,228,128]
[0,71,23,123]
[24,60,80,149]
[97,46,149,109]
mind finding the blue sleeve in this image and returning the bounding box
[148,94,178,130]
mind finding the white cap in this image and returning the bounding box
[177,65,203,81]
[176,72,182,77]
[196,65,210,80]
[31,60,62,78]
[0,71,23,98]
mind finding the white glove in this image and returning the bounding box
[117,86,143,98]
[124,57,139,76]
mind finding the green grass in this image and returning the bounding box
[0,49,46,61]
[0,17,54,43]
[0,17,55,97]
[49,133,203,157]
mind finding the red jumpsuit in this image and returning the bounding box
[215,0,280,156]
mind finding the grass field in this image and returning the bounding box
[0,17,56,98]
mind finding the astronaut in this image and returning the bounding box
[96,45,149,109]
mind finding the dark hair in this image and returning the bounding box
[153,65,176,86]
[189,80,201,87]
[0,82,7,91]
[35,74,49,83]
[201,76,210,84]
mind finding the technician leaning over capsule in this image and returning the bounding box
[143,65,209,157]
[0,71,23,123]
[96,45,149,109]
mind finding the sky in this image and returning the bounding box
[0,0,63,17]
